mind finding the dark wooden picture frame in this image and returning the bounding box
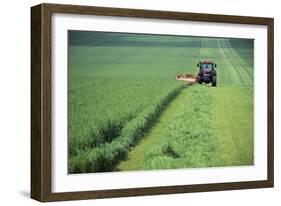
[31,3,274,202]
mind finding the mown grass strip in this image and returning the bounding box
[211,86,254,166]
[118,85,219,171]
[69,84,186,173]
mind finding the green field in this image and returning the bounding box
[68,31,254,173]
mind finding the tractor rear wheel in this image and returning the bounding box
[212,76,217,87]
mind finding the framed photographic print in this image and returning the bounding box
[31,3,274,202]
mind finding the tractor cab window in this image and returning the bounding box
[201,64,213,70]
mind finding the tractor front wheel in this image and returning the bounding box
[198,75,203,84]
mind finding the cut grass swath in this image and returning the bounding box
[118,85,219,170]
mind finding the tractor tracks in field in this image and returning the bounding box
[225,40,253,82]
[217,40,245,85]
[218,40,252,86]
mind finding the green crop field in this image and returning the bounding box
[68,31,254,173]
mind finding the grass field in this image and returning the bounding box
[68,31,254,173]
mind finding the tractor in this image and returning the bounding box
[197,60,217,87]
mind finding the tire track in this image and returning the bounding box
[224,40,253,84]
[221,41,248,86]
[222,40,253,85]
[217,39,243,85]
